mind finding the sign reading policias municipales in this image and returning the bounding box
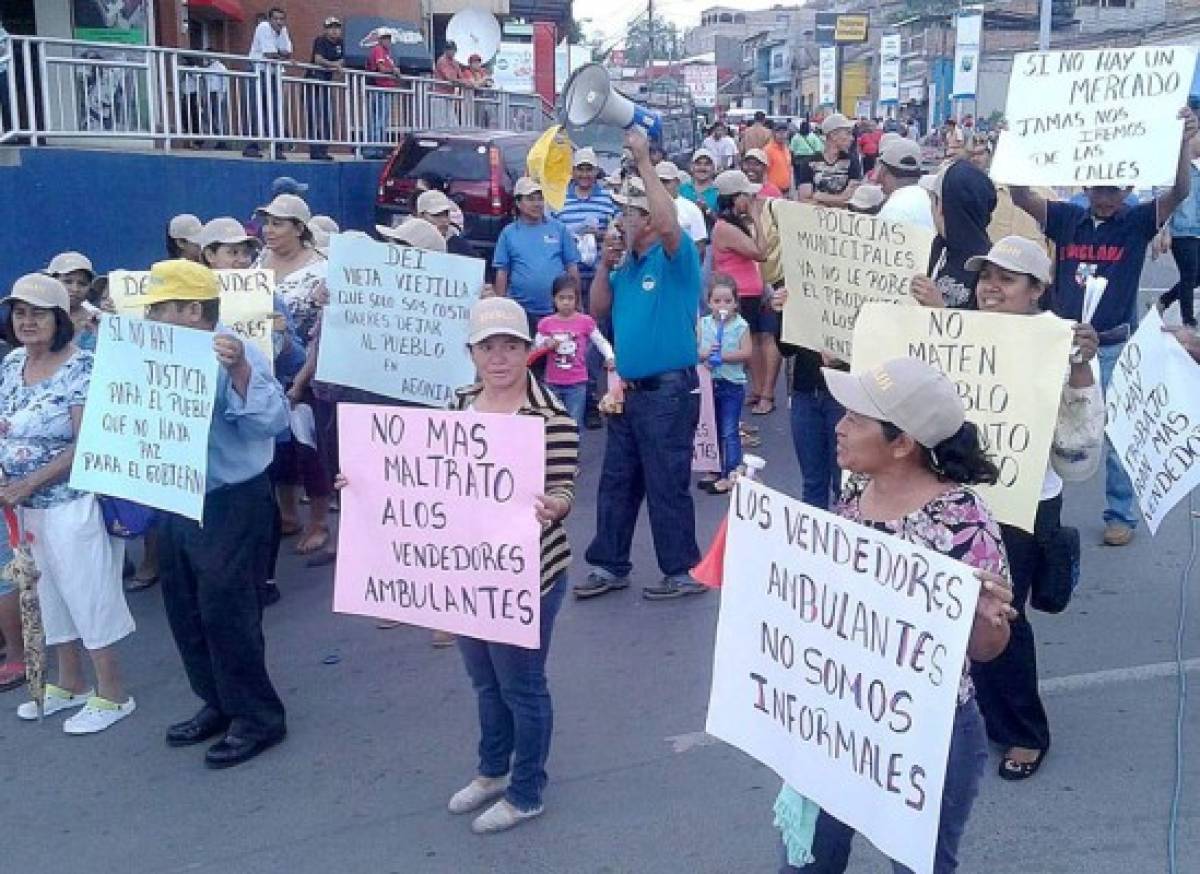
[1105,310,1200,535]
[706,479,981,874]
[316,234,484,406]
[332,406,546,648]
[990,46,1198,187]
[70,314,219,522]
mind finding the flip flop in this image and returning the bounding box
[999,749,1047,781]
[124,575,159,592]
[295,528,330,555]
[0,661,27,692]
[751,398,776,416]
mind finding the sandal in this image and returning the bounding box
[123,575,159,592]
[999,748,1047,781]
[295,527,330,555]
[707,479,733,495]
[742,433,762,448]
[751,398,776,416]
[0,661,27,692]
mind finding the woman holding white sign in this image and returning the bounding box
[779,357,1016,874]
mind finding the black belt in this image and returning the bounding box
[1096,324,1131,346]
[623,368,692,392]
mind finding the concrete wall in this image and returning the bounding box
[0,148,385,289]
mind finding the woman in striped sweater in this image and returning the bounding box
[445,297,580,833]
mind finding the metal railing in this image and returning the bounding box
[0,35,552,154]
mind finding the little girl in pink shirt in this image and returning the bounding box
[534,274,615,426]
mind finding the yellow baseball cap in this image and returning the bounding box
[143,259,220,306]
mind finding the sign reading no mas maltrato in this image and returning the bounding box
[991,46,1198,187]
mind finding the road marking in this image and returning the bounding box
[667,659,1200,752]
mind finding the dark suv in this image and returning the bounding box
[374,129,540,257]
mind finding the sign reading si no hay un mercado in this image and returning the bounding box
[990,46,1198,187]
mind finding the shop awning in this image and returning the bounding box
[187,0,246,22]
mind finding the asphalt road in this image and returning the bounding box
[1,273,1197,874]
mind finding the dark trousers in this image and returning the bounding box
[790,389,844,510]
[970,495,1057,752]
[308,84,331,158]
[1161,235,1200,326]
[457,577,566,811]
[159,473,286,741]
[781,700,989,874]
[585,368,700,578]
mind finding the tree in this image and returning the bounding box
[623,18,683,67]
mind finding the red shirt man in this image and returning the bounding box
[369,32,398,88]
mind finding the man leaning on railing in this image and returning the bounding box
[306,16,343,161]
[244,6,292,160]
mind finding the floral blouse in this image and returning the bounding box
[836,474,1009,704]
[268,254,327,342]
[0,348,92,509]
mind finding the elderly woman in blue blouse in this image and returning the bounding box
[0,274,135,734]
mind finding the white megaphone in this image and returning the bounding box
[563,64,662,141]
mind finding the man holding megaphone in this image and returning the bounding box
[575,129,706,603]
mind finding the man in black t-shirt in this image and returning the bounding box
[796,113,864,207]
[307,16,344,160]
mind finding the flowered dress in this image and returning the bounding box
[0,348,93,508]
[264,253,327,341]
[836,474,1009,703]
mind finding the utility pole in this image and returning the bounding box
[647,0,655,77]
[1039,0,1053,50]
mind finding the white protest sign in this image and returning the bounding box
[852,305,1073,532]
[1105,309,1200,534]
[694,366,721,474]
[317,234,484,406]
[990,46,1197,187]
[776,201,933,359]
[70,314,219,521]
[706,480,981,874]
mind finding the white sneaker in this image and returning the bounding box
[471,798,544,834]
[447,775,510,814]
[17,684,93,720]
[62,695,136,735]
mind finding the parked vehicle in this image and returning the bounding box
[375,128,541,255]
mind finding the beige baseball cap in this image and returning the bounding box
[416,189,455,215]
[3,273,70,314]
[715,169,761,198]
[878,138,923,175]
[256,194,312,223]
[965,235,1053,285]
[309,215,340,234]
[879,132,903,152]
[823,358,965,449]
[612,176,650,211]
[468,297,531,344]
[199,217,256,250]
[513,176,544,198]
[168,213,204,244]
[654,160,681,182]
[573,147,599,168]
[847,184,885,211]
[375,217,447,252]
[692,147,716,164]
[820,113,853,134]
[742,148,769,167]
[46,251,94,278]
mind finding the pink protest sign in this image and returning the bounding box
[694,366,720,474]
[333,404,546,648]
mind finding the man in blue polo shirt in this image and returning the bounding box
[575,129,704,602]
[1011,107,1197,546]
[494,176,581,336]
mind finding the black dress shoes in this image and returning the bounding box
[204,729,287,769]
[166,709,230,747]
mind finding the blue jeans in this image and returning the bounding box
[1097,342,1138,528]
[548,382,587,428]
[368,90,390,147]
[712,377,745,477]
[457,576,567,811]
[585,368,701,578]
[780,700,989,874]
[790,389,844,511]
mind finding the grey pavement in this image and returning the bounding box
[2,287,1199,874]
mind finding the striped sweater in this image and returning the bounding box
[453,375,579,594]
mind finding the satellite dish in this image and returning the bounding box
[445,8,502,64]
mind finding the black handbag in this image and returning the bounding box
[1030,525,1080,614]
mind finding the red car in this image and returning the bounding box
[374,129,541,257]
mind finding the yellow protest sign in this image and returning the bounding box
[851,304,1072,531]
[775,201,934,359]
[107,268,276,371]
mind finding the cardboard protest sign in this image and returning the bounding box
[694,366,721,474]
[70,314,218,521]
[706,479,981,874]
[852,305,1072,532]
[333,405,546,647]
[316,234,484,406]
[107,269,276,370]
[776,201,933,359]
[1105,310,1200,534]
[990,46,1198,187]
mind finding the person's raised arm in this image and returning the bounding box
[1156,107,1199,225]
[625,128,681,255]
[1008,186,1048,228]
[712,219,766,261]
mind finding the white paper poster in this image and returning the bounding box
[880,33,901,105]
[493,41,535,93]
[706,480,981,874]
[1105,310,1200,534]
[990,46,1198,187]
[819,46,838,107]
[952,11,982,99]
[684,65,719,107]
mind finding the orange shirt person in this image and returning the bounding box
[763,123,794,195]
